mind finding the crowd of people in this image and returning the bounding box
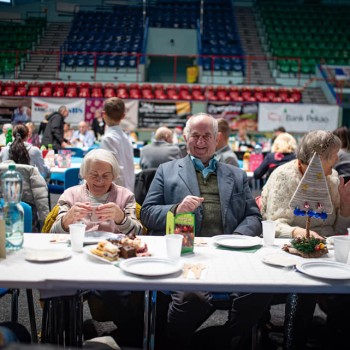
[1,100,350,349]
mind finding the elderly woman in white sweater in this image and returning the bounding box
[261,130,350,238]
[261,130,350,349]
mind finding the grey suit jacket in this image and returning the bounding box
[140,141,182,170]
[141,155,261,236]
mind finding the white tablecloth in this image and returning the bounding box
[1,234,350,294]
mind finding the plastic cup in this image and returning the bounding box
[69,223,86,252]
[334,236,350,263]
[165,234,183,261]
[262,220,276,246]
[89,203,101,223]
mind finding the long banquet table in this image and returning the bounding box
[1,234,350,349]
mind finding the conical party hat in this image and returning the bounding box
[289,152,333,215]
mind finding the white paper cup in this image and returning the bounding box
[262,220,276,246]
[165,234,183,261]
[347,228,350,236]
[89,203,101,223]
[334,236,350,263]
[69,223,86,252]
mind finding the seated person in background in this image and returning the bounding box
[254,132,296,180]
[0,123,12,146]
[26,122,41,148]
[63,122,73,144]
[215,118,239,167]
[140,126,182,169]
[261,130,350,349]
[141,113,271,350]
[50,148,144,348]
[235,122,254,150]
[71,121,96,148]
[272,126,286,143]
[0,160,49,232]
[333,126,350,181]
[0,124,50,180]
[12,106,30,124]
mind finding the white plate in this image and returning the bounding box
[83,245,119,264]
[296,261,350,280]
[213,235,261,248]
[25,250,71,262]
[262,254,299,268]
[119,257,182,277]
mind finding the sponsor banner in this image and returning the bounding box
[85,98,104,124]
[138,101,191,128]
[31,98,85,126]
[258,104,339,132]
[85,99,138,131]
[207,102,258,131]
[120,100,139,131]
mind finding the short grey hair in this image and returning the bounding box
[80,149,120,180]
[297,130,341,164]
[184,113,218,138]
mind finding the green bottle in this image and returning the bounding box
[5,129,12,145]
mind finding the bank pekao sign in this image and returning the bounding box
[258,103,339,132]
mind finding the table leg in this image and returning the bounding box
[148,291,157,350]
[143,290,150,350]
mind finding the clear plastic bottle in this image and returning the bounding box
[45,143,56,167]
[1,164,24,250]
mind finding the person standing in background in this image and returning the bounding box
[215,118,239,167]
[100,97,135,192]
[38,113,49,140]
[333,126,350,180]
[41,106,70,151]
[140,126,182,169]
[91,109,105,140]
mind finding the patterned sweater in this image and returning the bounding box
[261,159,350,238]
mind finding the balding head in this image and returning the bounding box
[155,127,173,143]
[78,121,89,134]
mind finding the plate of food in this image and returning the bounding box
[119,257,182,277]
[213,235,262,248]
[296,260,350,280]
[25,249,71,263]
[85,235,150,263]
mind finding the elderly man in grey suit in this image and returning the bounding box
[141,113,271,350]
[140,126,182,169]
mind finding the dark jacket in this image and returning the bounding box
[253,152,296,179]
[41,112,65,150]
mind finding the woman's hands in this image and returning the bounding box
[292,227,324,240]
[61,202,91,231]
[93,202,125,224]
[62,202,126,231]
[338,176,350,217]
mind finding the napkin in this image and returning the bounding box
[182,263,207,280]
